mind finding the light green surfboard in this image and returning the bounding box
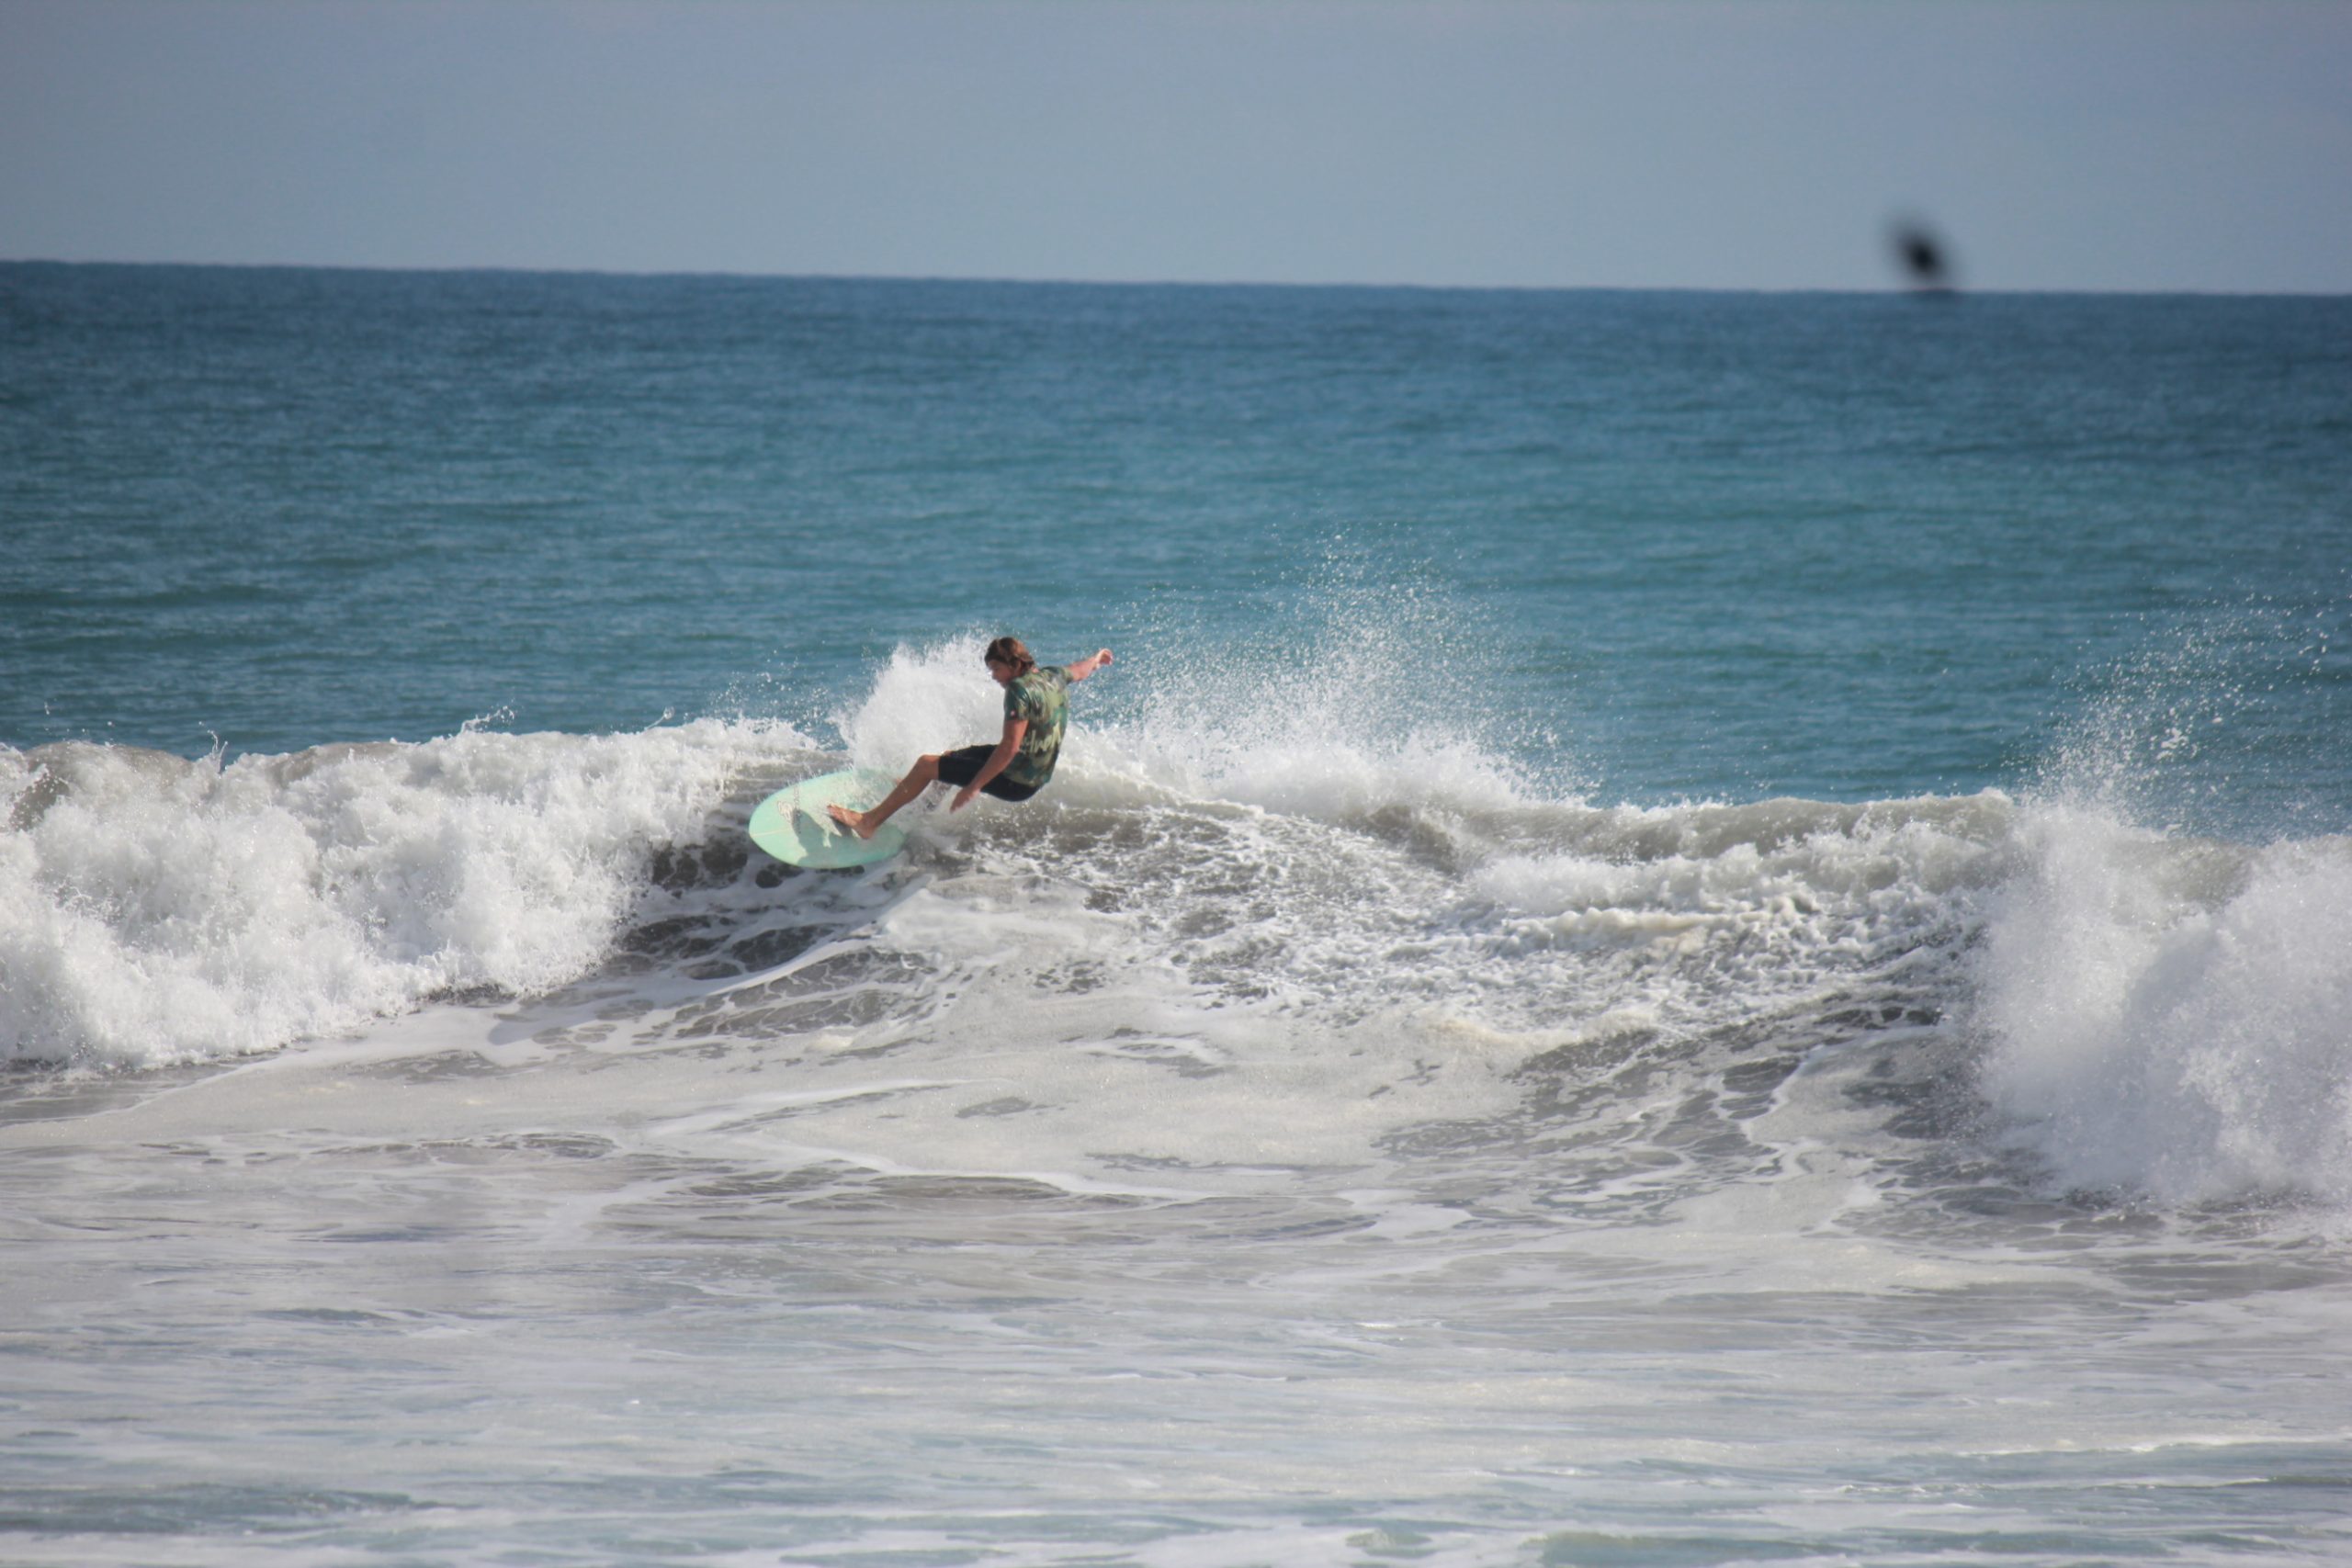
[748,769,907,869]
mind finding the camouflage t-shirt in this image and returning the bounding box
[1001,666,1072,788]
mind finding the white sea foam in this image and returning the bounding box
[841,686,2018,1182]
[17,628,2350,1224]
[0,636,1999,1129]
[1975,805,2352,1207]
[1,720,815,1066]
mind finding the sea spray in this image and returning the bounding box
[826,599,1544,825]
[1974,608,2352,1209]
[830,636,1012,783]
[1122,569,1560,818]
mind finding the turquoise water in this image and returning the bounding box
[4,264,2350,1566]
[9,266,2345,813]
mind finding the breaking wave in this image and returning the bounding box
[6,629,2347,1222]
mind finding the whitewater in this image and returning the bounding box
[11,628,2349,1195]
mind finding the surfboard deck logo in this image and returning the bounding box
[748,769,907,868]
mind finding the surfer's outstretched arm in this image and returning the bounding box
[1067,648,1114,682]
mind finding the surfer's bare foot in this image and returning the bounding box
[826,803,875,840]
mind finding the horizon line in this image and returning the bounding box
[7,255,2348,301]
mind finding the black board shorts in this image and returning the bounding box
[935,744,1043,802]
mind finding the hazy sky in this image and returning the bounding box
[6,0,2348,292]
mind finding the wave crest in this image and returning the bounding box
[1974,807,2352,1207]
[1,721,809,1066]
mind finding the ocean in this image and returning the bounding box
[4,262,2349,1566]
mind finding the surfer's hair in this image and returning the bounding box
[984,637,1036,677]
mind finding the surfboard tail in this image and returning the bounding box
[749,771,906,869]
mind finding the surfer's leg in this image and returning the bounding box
[830,754,940,840]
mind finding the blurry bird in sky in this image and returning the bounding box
[1890,218,1959,292]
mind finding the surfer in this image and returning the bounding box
[828,637,1114,840]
